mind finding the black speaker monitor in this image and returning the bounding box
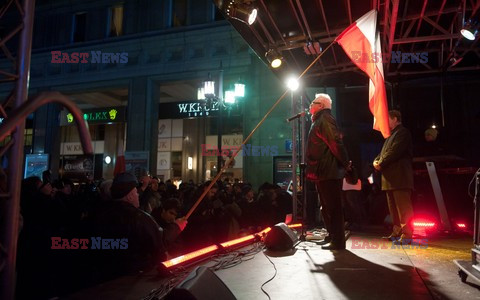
[264,222,299,251]
[165,266,236,300]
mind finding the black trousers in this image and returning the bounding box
[315,179,345,246]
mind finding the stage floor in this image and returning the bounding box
[67,228,480,300]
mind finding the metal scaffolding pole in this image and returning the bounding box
[1,1,36,299]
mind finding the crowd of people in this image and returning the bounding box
[15,171,293,299]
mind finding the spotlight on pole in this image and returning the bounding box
[286,76,299,91]
[265,49,283,68]
[461,19,479,41]
[226,3,257,25]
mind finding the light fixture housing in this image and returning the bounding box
[461,19,479,40]
[226,3,257,25]
[265,49,283,68]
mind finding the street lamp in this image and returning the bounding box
[197,72,245,178]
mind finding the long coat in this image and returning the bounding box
[306,109,349,181]
[375,124,414,190]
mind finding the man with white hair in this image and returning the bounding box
[306,93,350,250]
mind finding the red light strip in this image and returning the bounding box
[257,227,272,236]
[160,223,302,269]
[288,223,302,229]
[413,222,436,227]
[161,245,219,268]
[220,235,256,248]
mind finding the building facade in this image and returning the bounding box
[0,0,307,188]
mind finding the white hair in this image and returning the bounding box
[313,93,332,109]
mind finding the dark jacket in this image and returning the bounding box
[306,109,349,181]
[82,201,166,281]
[375,124,413,190]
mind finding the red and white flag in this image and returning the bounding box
[113,138,126,176]
[336,9,391,138]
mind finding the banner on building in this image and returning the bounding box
[60,155,94,181]
[125,151,149,178]
[24,154,49,179]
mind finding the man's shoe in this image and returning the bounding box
[321,242,346,250]
[314,236,331,245]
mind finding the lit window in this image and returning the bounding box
[108,5,124,37]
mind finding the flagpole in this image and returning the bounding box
[185,41,336,220]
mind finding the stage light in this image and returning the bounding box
[461,19,479,40]
[220,234,256,248]
[161,245,219,269]
[226,2,257,25]
[286,76,299,91]
[288,223,302,229]
[265,49,283,68]
[431,124,437,129]
[104,155,111,164]
[412,217,436,229]
[457,223,467,228]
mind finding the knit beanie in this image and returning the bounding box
[111,172,138,200]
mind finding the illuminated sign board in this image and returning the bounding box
[60,106,126,126]
[158,101,240,119]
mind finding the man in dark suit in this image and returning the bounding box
[373,110,414,243]
[306,93,350,250]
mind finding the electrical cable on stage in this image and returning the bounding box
[399,244,436,300]
[141,267,190,300]
[209,242,263,271]
[143,242,264,299]
[260,250,277,300]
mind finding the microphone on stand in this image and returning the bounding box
[286,111,308,122]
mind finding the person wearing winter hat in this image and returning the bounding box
[110,172,139,207]
[80,172,166,283]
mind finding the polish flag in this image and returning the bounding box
[336,10,391,138]
[113,138,126,176]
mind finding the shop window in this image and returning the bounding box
[108,4,124,37]
[89,125,105,141]
[24,128,33,146]
[171,151,182,178]
[72,12,87,42]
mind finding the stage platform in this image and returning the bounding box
[66,227,479,300]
